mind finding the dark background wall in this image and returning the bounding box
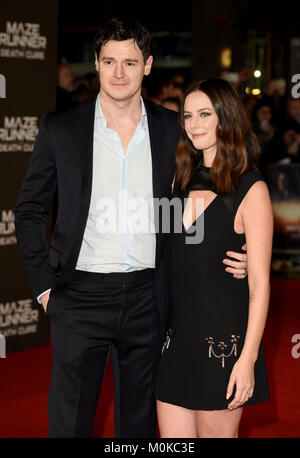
[57,0,300,85]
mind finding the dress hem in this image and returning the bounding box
[155,393,270,411]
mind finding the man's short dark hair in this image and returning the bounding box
[95,17,152,62]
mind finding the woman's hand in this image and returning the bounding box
[226,357,255,410]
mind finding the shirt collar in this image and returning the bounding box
[95,93,147,127]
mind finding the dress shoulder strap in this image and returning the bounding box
[233,168,265,215]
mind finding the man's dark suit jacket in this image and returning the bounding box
[14,95,181,338]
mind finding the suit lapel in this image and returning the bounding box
[74,95,97,229]
[144,99,169,265]
[144,99,166,200]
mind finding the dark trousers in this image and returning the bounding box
[46,268,161,438]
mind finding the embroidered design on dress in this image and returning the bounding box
[205,334,240,368]
[161,329,172,354]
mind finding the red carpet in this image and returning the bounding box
[0,278,299,438]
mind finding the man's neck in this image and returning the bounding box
[99,90,142,126]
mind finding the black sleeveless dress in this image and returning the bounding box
[155,165,270,410]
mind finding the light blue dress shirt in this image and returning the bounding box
[76,94,156,272]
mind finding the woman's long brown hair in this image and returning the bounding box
[175,78,261,193]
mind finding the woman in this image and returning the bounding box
[155,79,273,438]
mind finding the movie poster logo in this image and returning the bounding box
[0,298,39,338]
[0,209,16,247]
[0,116,38,153]
[0,21,47,60]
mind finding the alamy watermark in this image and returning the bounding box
[291,74,300,99]
[291,334,300,359]
[0,74,6,98]
[94,191,204,245]
[0,334,6,358]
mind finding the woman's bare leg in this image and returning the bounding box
[196,407,244,438]
[157,400,197,438]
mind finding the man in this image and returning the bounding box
[14,18,248,438]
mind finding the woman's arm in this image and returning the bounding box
[226,180,274,410]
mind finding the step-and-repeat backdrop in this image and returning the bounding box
[0,0,57,353]
[0,1,299,356]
